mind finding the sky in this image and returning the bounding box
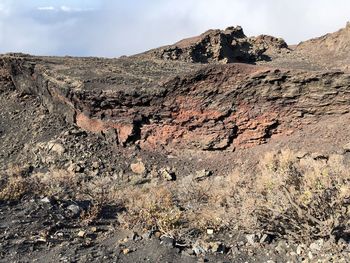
[0,0,349,57]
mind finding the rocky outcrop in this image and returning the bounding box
[2,54,350,151]
[0,59,14,93]
[144,26,288,64]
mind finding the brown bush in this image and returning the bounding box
[119,185,182,236]
[253,150,350,242]
[0,175,29,201]
[0,164,38,201]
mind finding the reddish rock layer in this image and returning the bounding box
[3,55,350,151]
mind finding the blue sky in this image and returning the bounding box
[0,0,349,57]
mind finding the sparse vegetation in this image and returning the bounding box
[253,150,350,242]
[1,149,349,245]
[116,150,350,243]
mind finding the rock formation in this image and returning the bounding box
[2,52,350,151]
[145,26,288,64]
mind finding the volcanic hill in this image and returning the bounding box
[0,24,350,262]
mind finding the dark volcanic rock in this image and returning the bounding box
[144,26,288,64]
[2,54,350,151]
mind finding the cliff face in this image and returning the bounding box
[2,53,350,151]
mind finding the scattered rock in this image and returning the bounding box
[67,162,83,173]
[311,152,328,160]
[194,169,212,181]
[47,142,65,155]
[77,230,86,238]
[309,239,324,253]
[342,142,350,152]
[308,251,313,260]
[66,204,81,217]
[245,234,257,246]
[142,231,152,240]
[296,244,305,255]
[40,197,51,203]
[206,229,214,235]
[154,231,162,238]
[209,242,227,253]
[182,248,195,257]
[130,161,146,175]
[296,151,308,159]
[259,234,270,243]
[192,242,207,255]
[122,248,132,255]
[275,241,288,254]
[92,161,100,169]
[160,236,175,248]
[132,232,142,241]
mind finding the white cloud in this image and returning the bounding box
[37,5,94,13]
[59,5,92,12]
[60,5,72,12]
[37,6,55,11]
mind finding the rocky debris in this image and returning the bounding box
[342,142,350,152]
[206,229,214,235]
[146,26,288,64]
[160,236,175,248]
[47,141,66,155]
[309,239,324,253]
[194,169,212,181]
[122,248,131,255]
[0,59,14,93]
[245,234,258,246]
[78,230,86,238]
[67,204,82,218]
[130,161,146,175]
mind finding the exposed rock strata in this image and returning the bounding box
[2,55,350,151]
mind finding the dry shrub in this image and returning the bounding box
[32,169,80,199]
[119,185,182,235]
[254,150,350,241]
[0,164,37,201]
[174,172,245,234]
[79,173,123,223]
[116,171,248,237]
[0,175,30,201]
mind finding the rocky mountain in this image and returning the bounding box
[144,26,289,64]
[1,24,350,262]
